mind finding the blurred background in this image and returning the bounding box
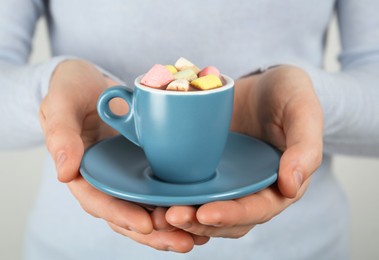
[0,17,378,260]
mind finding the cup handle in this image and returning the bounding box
[97,86,140,146]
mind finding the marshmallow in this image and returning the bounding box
[174,57,201,74]
[165,65,178,74]
[166,79,190,91]
[190,75,223,90]
[141,64,174,89]
[199,66,221,78]
[174,69,198,81]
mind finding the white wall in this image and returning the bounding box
[0,17,378,260]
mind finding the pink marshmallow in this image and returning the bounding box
[141,64,174,89]
[198,66,221,78]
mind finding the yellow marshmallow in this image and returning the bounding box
[165,65,177,74]
[190,75,223,90]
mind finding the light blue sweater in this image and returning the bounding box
[1,0,379,259]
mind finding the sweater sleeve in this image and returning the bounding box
[0,0,125,150]
[0,0,73,149]
[301,0,379,157]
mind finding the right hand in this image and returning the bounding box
[39,59,208,252]
[164,65,323,240]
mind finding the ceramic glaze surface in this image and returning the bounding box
[97,75,234,183]
[80,132,280,206]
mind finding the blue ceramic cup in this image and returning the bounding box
[97,75,234,183]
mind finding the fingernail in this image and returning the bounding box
[160,227,177,232]
[293,171,303,190]
[167,246,176,252]
[56,151,66,171]
[200,221,223,227]
[178,222,192,229]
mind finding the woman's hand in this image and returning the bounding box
[39,59,207,252]
[164,65,324,238]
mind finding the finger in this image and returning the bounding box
[166,205,252,238]
[166,183,309,238]
[39,60,107,183]
[68,176,153,234]
[165,206,197,229]
[143,206,210,244]
[108,223,195,253]
[196,182,309,228]
[151,207,177,231]
[40,94,86,183]
[279,89,323,198]
[191,234,210,245]
[196,192,282,227]
[187,223,253,238]
[277,141,321,198]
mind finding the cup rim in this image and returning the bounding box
[134,74,234,95]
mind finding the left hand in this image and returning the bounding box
[39,60,209,252]
[162,65,324,238]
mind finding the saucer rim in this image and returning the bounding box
[81,167,278,206]
[80,132,279,206]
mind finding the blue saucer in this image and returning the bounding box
[80,132,280,206]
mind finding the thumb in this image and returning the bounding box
[39,60,107,183]
[39,95,85,183]
[277,92,323,198]
[277,141,322,199]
